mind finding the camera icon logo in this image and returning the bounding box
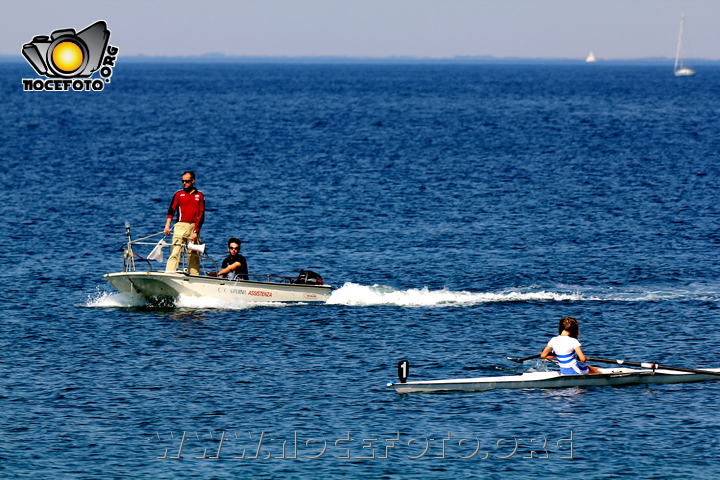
[22,21,110,78]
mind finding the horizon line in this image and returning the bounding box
[2,53,718,64]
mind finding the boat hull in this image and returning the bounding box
[388,367,720,393]
[104,271,332,303]
[674,68,696,77]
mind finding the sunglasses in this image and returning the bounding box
[182,179,193,183]
[228,246,239,250]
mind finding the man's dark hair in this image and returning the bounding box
[228,237,242,247]
[183,171,196,180]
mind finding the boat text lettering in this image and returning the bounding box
[248,290,273,297]
[219,287,247,295]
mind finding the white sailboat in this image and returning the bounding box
[585,51,596,63]
[674,11,695,77]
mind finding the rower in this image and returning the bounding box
[540,316,601,375]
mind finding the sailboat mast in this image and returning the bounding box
[674,11,685,71]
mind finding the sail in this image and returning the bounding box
[674,11,695,76]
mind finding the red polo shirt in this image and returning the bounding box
[167,188,205,232]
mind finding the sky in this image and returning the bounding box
[3,0,719,60]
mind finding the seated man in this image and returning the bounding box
[216,237,248,280]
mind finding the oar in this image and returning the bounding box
[586,357,720,377]
[507,354,541,364]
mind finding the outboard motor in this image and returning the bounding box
[295,270,324,285]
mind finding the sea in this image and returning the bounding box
[2,61,720,479]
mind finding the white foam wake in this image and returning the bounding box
[84,290,146,308]
[326,283,584,307]
[173,295,286,310]
[84,283,720,309]
[83,289,287,310]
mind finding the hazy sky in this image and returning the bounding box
[4,0,719,60]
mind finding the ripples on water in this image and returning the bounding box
[2,63,720,479]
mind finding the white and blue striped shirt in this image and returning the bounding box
[547,335,589,375]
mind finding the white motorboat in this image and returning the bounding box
[388,359,720,393]
[674,11,696,77]
[104,225,333,304]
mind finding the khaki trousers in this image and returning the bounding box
[165,222,201,275]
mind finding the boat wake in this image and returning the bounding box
[84,283,720,309]
[83,289,289,310]
[173,295,289,310]
[85,290,146,308]
[326,283,720,307]
[326,283,583,307]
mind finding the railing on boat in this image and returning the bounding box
[236,273,297,284]
[118,224,304,284]
[120,224,217,274]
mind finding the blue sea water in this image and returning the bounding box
[2,62,720,479]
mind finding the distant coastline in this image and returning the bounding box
[2,54,719,65]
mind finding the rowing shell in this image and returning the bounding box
[388,367,720,394]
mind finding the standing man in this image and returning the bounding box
[164,171,205,275]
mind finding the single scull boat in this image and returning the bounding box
[388,360,720,393]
